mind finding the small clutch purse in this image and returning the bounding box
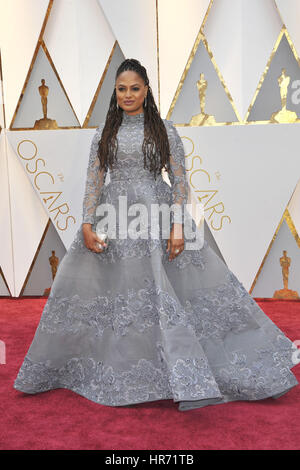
[96,227,108,250]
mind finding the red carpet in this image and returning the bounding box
[0,297,299,450]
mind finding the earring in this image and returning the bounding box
[144,96,147,107]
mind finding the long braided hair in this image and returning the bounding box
[97,58,171,179]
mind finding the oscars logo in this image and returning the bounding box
[186,149,231,232]
[189,73,216,126]
[34,78,58,129]
[273,249,299,299]
[17,139,76,231]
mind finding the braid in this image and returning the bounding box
[97,58,171,179]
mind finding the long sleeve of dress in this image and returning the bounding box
[165,120,189,225]
[82,124,106,225]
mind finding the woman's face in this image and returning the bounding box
[115,70,148,115]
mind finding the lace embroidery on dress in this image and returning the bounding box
[82,123,107,225]
[214,346,298,401]
[71,222,207,267]
[36,269,295,361]
[14,340,298,405]
[78,114,198,252]
[38,276,193,337]
[14,352,224,404]
[164,120,189,226]
[80,117,195,264]
[14,355,173,406]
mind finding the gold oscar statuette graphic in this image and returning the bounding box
[34,79,58,129]
[273,250,299,299]
[43,250,59,296]
[270,69,298,123]
[189,73,216,126]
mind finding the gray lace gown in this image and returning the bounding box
[14,111,299,411]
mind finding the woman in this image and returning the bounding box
[14,59,299,411]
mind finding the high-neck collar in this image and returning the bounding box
[122,111,144,125]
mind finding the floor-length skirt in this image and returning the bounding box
[13,177,299,411]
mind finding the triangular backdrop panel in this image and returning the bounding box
[0,132,14,295]
[22,220,67,296]
[0,55,5,129]
[275,0,300,57]
[203,0,282,120]
[5,134,49,297]
[0,268,10,296]
[0,0,50,127]
[0,100,4,129]
[157,0,211,118]
[288,178,300,237]
[179,123,300,290]
[44,0,116,126]
[252,219,300,298]
[98,0,159,107]
[7,128,98,250]
[11,42,80,129]
[168,39,238,125]
[247,32,300,122]
[87,42,126,127]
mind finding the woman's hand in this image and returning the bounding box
[82,224,107,253]
[167,223,184,261]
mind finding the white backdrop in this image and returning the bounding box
[0,0,299,298]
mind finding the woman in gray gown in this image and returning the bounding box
[14,59,299,411]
